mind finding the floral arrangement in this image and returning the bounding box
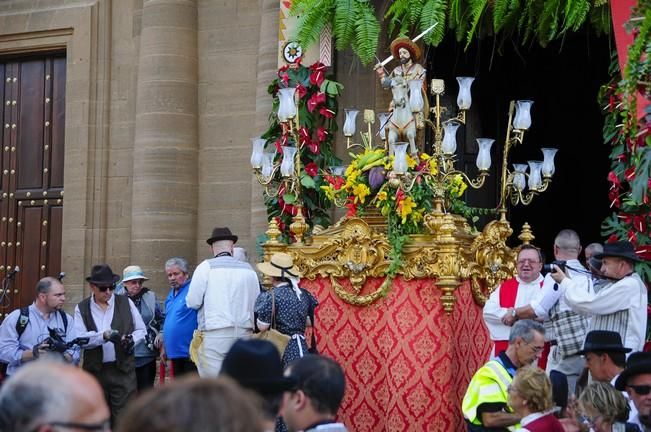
[260,61,343,242]
[600,3,651,282]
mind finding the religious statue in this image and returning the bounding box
[374,36,428,156]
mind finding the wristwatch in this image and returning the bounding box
[511,309,517,319]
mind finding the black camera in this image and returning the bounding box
[543,260,567,274]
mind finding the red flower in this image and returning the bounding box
[325,175,345,190]
[280,73,290,86]
[607,171,621,187]
[296,84,307,99]
[345,201,357,217]
[637,247,651,261]
[298,127,311,144]
[628,230,638,245]
[304,162,318,177]
[318,106,335,118]
[307,140,320,155]
[317,127,328,142]
[275,139,283,154]
[625,167,636,181]
[607,234,619,244]
[633,215,648,233]
[307,92,326,113]
[309,62,327,87]
[608,188,621,209]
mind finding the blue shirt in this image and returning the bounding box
[163,280,197,359]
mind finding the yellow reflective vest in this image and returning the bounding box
[461,359,519,430]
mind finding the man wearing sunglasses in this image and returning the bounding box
[73,264,147,426]
[0,360,110,432]
[616,352,651,430]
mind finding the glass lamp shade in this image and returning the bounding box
[456,77,475,110]
[343,109,359,137]
[512,163,528,191]
[277,87,297,122]
[513,100,533,130]
[392,142,409,174]
[527,161,543,190]
[475,138,494,171]
[250,138,266,169]
[377,112,391,141]
[541,147,558,177]
[261,152,275,179]
[329,166,346,176]
[408,80,424,112]
[280,146,297,177]
[441,122,460,155]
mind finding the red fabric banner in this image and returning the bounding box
[303,277,490,431]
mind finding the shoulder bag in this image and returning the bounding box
[252,290,290,357]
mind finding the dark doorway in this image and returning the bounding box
[426,31,612,258]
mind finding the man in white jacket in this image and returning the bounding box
[186,227,260,377]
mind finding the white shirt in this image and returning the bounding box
[73,294,146,362]
[483,275,544,341]
[531,259,590,319]
[186,255,260,331]
[563,272,647,351]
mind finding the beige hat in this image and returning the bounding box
[256,252,301,278]
[121,265,149,283]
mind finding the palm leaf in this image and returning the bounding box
[334,0,356,49]
[353,1,381,65]
[420,0,447,46]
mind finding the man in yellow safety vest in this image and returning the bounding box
[462,319,546,431]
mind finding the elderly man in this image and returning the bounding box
[462,319,545,431]
[554,240,648,352]
[0,277,74,376]
[0,361,110,432]
[514,229,590,394]
[74,264,146,424]
[615,352,651,430]
[282,354,348,432]
[186,227,260,377]
[483,244,544,362]
[584,242,603,265]
[161,257,198,376]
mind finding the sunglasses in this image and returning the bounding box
[32,418,111,431]
[96,284,115,292]
[628,384,651,395]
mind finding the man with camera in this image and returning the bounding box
[553,240,647,353]
[74,264,146,425]
[0,277,75,376]
[513,229,590,394]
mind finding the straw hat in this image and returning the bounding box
[256,252,301,278]
[390,36,421,62]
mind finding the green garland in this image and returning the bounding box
[289,0,612,64]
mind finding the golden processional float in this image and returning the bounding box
[251,65,557,313]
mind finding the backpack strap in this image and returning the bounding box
[16,307,30,338]
[58,309,68,333]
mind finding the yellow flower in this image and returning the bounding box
[411,209,424,223]
[376,190,388,202]
[352,183,371,204]
[384,156,394,170]
[429,159,438,175]
[406,154,417,169]
[398,196,417,224]
[420,153,431,161]
[320,185,335,201]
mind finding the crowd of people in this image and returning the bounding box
[469,229,648,432]
[0,226,345,432]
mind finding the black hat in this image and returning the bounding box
[615,352,651,390]
[595,241,643,263]
[206,227,238,245]
[577,330,632,355]
[85,264,120,285]
[221,339,295,395]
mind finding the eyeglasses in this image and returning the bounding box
[96,285,115,292]
[628,384,651,395]
[517,259,540,265]
[526,342,545,353]
[32,418,111,431]
[579,414,601,426]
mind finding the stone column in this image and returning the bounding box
[132,0,198,283]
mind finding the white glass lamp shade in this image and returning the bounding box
[277,87,297,122]
[475,138,494,171]
[527,161,543,190]
[441,122,460,155]
[408,80,424,112]
[512,163,528,191]
[456,77,475,110]
[280,146,298,177]
[392,142,409,174]
[250,138,266,169]
[377,112,391,140]
[329,166,346,176]
[342,109,359,137]
[541,147,558,177]
[261,152,275,179]
[513,100,533,130]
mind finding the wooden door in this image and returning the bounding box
[0,54,65,317]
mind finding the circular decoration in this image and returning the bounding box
[283,41,303,64]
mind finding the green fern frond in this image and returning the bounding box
[385,0,411,35]
[562,0,590,33]
[537,0,561,46]
[448,0,469,42]
[465,0,489,49]
[589,3,612,36]
[293,0,335,49]
[353,1,381,65]
[408,0,425,28]
[420,0,447,46]
[494,0,522,33]
[334,0,356,49]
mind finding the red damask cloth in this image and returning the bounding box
[302,277,491,431]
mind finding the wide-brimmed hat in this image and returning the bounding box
[595,240,643,263]
[390,36,421,62]
[121,265,149,283]
[206,227,238,245]
[221,339,295,395]
[256,252,301,278]
[577,330,632,355]
[86,264,120,285]
[615,352,651,390]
